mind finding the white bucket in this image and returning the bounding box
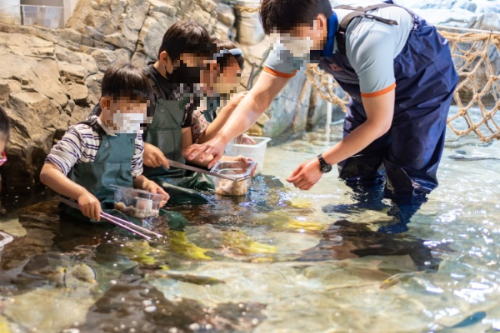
[225,136,271,174]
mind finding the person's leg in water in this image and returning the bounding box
[326,88,452,234]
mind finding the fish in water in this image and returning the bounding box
[121,264,225,286]
[380,271,427,289]
[169,230,212,260]
[436,311,487,330]
[222,230,277,255]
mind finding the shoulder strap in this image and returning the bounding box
[334,3,401,55]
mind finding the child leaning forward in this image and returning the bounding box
[41,64,169,222]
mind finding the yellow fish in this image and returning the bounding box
[222,231,277,255]
[169,231,212,260]
[0,316,10,333]
[121,240,166,265]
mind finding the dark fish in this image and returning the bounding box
[437,311,487,330]
[447,311,487,328]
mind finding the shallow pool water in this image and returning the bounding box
[0,124,499,333]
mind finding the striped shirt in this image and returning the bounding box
[46,116,144,177]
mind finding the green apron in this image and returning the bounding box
[60,123,138,223]
[143,98,214,206]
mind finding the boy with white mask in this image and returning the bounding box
[41,64,169,222]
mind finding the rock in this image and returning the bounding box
[29,58,68,107]
[216,2,236,27]
[67,83,89,105]
[214,21,231,40]
[131,52,153,68]
[0,80,21,101]
[90,48,131,72]
[197,0,218,13]
[54,44,80,63]
[85,73,104,106]
[66,0,150,52]
[78,53,99,76]
[473,12,500,31]
[149,0,178,17]
[185,5,214,30]
[59,62,87,84]
[235,6,265,45]
[136,13,176,61]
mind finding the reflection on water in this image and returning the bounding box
[0,127,500,332]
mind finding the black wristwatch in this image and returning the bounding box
[317,154,332,173]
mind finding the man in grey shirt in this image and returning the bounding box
[187,1,458,208]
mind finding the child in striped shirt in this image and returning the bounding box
[41,64,169,221]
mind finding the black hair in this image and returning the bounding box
[260,0,333,34]
[0,105,11,140]
[101,63,153,103]
[158,21,214,61]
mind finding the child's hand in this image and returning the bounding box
[77,191,102,221]
[145,181,170,207]
[143,143,170,169]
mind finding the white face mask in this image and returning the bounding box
[112,111,146,134]
[275,33,315,58]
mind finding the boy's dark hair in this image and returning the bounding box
[211,38,245,71]
[158,21,214,61]
[260,0,333,35]
[101,63,153,103]
[0,106,11,139]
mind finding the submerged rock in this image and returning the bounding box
[72,279,266,333]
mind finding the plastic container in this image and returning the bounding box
[21,5,63,29]
[210,160,256,196]
[225,136,271,174]
[112,185,163,218]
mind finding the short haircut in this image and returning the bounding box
[260,0,333,34]
[0,105,10,139]
[211,38,245,72]
[101,63,153,103]
[158,21,214,61]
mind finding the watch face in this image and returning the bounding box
[321,164,333,173]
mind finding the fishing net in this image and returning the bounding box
[306,28,500,142]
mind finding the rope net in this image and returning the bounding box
[307,29,500,142]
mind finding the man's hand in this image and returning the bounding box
[185,135,227,169]
[286,158,323,191]
[77,191,102,221]
[144,181,170,206]
[143,143,170,169]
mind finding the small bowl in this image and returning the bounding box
[112,185,162,218]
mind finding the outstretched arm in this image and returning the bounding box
[287,91,395,190]
[185,71,291,168]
